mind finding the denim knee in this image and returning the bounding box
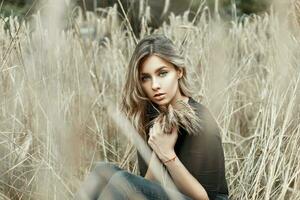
[97,170,137,199]
[92,162,122,176]
[106,171,135,191]
[108,171,131,184]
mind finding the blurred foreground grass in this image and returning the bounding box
[1,2,300,200]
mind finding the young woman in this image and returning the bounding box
[75,34,229,200]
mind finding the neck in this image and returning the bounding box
[170,93,189,109]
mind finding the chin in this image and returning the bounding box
[153,99,170,106]
[156,102,167,106]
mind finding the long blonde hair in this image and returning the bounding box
[121,34,193,140]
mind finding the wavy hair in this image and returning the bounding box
[121,34,193,140]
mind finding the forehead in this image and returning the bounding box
[139,55,174,74]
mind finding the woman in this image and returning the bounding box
[75,34,229,200]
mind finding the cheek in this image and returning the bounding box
[141,83,151,97]
[164,75,179,92]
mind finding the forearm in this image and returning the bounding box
[144,152,162,182]
[144,152,156,180]
[164,154,209,200]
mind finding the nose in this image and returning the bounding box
[151,78,160,90]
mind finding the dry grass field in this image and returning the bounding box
[1,0,300,199]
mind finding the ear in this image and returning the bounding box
[177,68,183,79]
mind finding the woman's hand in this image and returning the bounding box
[148,122,178,163]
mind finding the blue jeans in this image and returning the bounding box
[74,162,229,200]
[215,194,229,200]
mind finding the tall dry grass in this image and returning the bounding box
[1,0,300,199]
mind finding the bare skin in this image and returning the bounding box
[139,55,209,200]
[139,55,188,107]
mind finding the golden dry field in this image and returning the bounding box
[1,0,300,199]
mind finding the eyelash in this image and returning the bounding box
[141,71,168,82]
[159,71,168,77]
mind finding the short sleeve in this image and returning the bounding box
[176,100,228,199]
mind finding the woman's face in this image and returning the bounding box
[139,55,184,106]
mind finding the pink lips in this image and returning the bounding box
[153,93,166,100]
[154,93,165,97]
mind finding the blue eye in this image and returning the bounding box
[141,76,150,82]
[159,71,168,77]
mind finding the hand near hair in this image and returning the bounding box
[148,122,178,163]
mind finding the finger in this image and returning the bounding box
[150,123,157,136]
[171,126,175,132]
[149,135,156,140]
[153,121,161,134]
[149,127,152,136]
[152,122,157,130]
[147,139,153,147]
[150,126,156,136]
[171,126,178,134]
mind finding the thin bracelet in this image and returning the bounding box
[163,155,177,164]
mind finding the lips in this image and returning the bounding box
[153,93,166,101]
[153,93,165,97]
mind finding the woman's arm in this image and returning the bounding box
[147,123,209,200]
[163,152,209,200]
[144,151,169,184]
[144,152,157,181]
[145,149,209,200]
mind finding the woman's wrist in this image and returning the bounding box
[163,155,177,165]
[162,151,177,164]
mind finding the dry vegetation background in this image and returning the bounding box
[1,0,300,199]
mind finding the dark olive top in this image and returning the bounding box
[137,97,229,200]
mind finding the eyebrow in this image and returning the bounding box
[140,66,168,76]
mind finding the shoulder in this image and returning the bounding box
[188,97,214,122]
[188,97,221,138]
[189,97,208,115]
